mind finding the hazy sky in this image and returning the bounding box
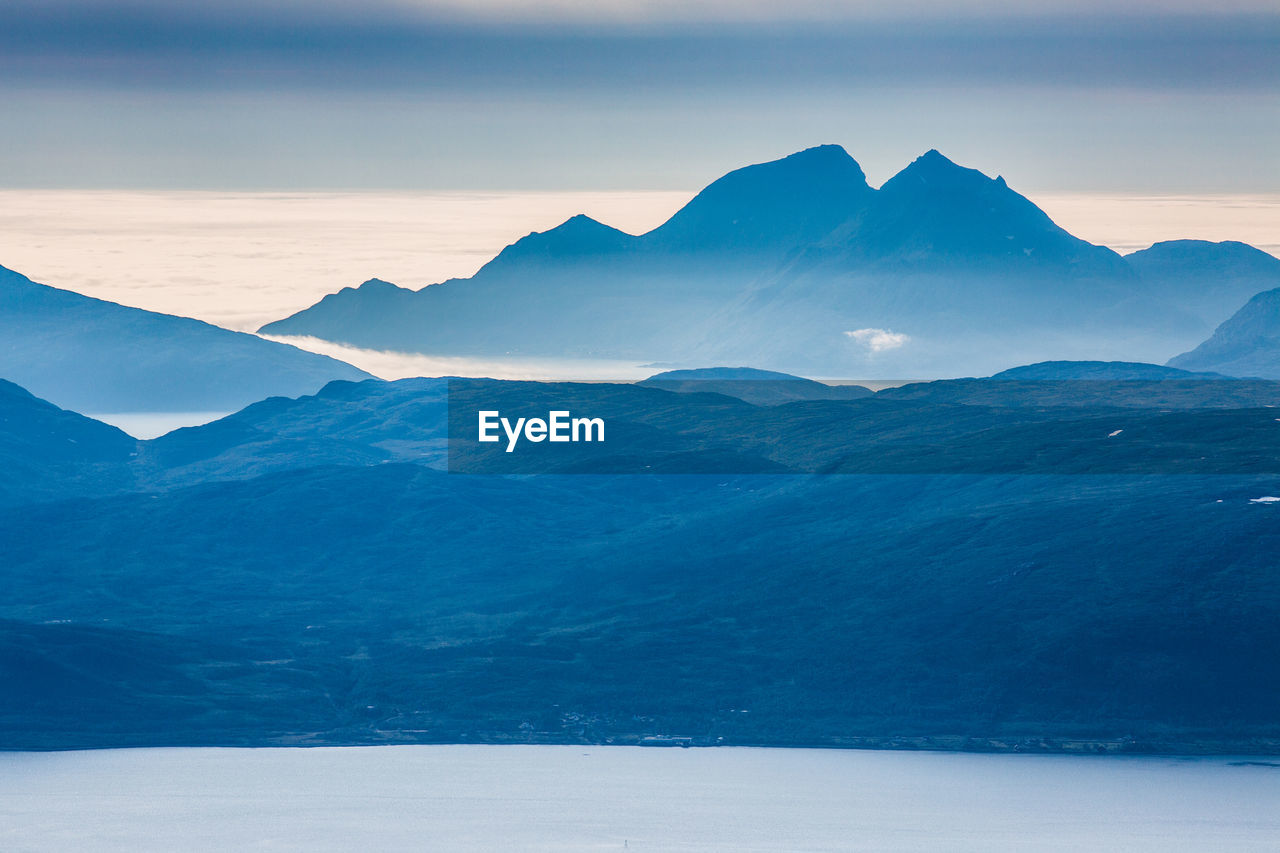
[1,1,1276,192]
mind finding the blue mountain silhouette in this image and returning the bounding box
[0,264,371,412]
[260,146,1280,375]
[1169,287,1280,378]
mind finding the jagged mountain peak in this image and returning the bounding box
[487,214,635,266]
[881,149,1009,195]
[546,213,624,237]
[842,149,1123,272]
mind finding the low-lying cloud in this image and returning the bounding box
[845,328,910,353]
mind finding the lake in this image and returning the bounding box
[1,746,1277,851]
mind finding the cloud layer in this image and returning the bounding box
[2,4,1276,92]
[1,2,1275,191]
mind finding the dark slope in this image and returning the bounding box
[7,374,1280,748]
[0,619,314,749]
[1169,288,1280,378]
[1128,240,1280,328]
[260,147,1231,375]
[137,377,448,488]
[0,378,135,460]
[0,376,446,503]
[0,378,137,505]
[879,375,1280,410]
[992,361,1227,381]
[0,264,372,413]
[444,378,1280,475]
[4,466,1280,750]
[639,366,872,405]
[10,371,1280,505]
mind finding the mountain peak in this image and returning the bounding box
[525,213,631,248]
[643,144,872,253]
[547,213,617,236]
[782,143,862,168]
[845,150,1124,273]
[884,149,991,191]
[484,214,634,268]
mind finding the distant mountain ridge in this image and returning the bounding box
[0,265,372,413]
[1127,240,1280,322]
[260,146,1280,376]
[1169,287,1280,378]
[0,378,136,505]
[992,361,1229,381]
[7,371,1280,749]
[639,366,873,405]
[10,366,1280,506]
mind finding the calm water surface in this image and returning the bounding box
[1,745,1277,852]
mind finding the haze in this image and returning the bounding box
[1,1,1276,193]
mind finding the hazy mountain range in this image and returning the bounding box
[6,143,1280,753]
[1170,286,1280,378]
[0,264,371,413]
[4,145,1280,418]
[4,372,1280,751]
[261,146,1280,377]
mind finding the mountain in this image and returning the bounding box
[836,150,1127,272]
[1127,240,1280,328]
[5,464,1280,750]
[446,377,1280,475]
[0,376,447,504]
[641,144,874,256]
[692,151,1190,374]
[7,372,1280,749]
[0,264,372,413]
[260,146,1268,376]
[646,367,811,381]
[11,370,1280,505]
[259,147,875,360]
[0,618,276,749]
[136,377,448,488]
[991,361,1227,381]
[1168,288,1280,378]
[0,378,137,505]
[639,366,872,405]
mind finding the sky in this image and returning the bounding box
[1,0,1277,193]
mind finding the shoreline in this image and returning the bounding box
[6,733,1280,757]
